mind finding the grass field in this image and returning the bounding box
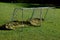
[0,3,60,40]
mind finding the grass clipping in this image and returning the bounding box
[5,21,25,29]
[29,18,43,26]
[0,18,44,30]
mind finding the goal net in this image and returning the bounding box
[11,7,49,21]
[11,7,54,26]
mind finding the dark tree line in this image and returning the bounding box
[0,0,60,7]
[0,0,59,4]
[0,0,17,3]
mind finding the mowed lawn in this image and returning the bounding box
[0,3,60,40]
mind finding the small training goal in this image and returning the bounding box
[0,7,55,29]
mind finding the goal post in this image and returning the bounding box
[11,7,54,27]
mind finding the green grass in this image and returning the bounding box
[0,3,60,40]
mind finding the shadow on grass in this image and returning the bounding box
[55,6,60,9]
[0,24,12,30]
